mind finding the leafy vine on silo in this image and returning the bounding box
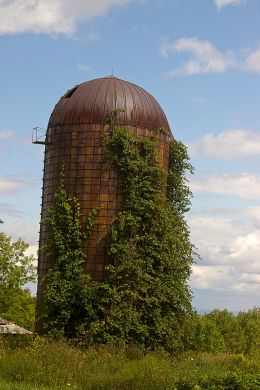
[40,113,196,351]
[39,175,101,340]
[81,122,196,352]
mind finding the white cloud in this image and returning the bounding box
[0,221,38,246]
[244,48,260,73]
[246,206,260,225]
[214,0,243,10]
[229,231,260,265]
[161,37,260,76]
[0,0,133,36]
[161,37,237,76]
[189,216,260,296]
[1,221,39,266]
[191,265,260,293]
[0,176,31,196]
[190,216,247,267]
[188,129,260,159]
[190,173,260,200]
[0,129,14,140]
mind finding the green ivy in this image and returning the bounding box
[40,175,101,340]
[82,126,196,352]
[41,123,196,352]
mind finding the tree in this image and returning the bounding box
[206,309,245,353]
[0,221,36,330]
[237,308,260,355]
[182,312,225,353]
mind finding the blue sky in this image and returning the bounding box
[0,0,259,312]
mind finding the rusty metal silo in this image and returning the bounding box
[36,76,172,301]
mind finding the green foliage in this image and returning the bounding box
[0,291,36,332]
[183,313,226,353]
[39,123,259,360]
[0,336,34,352]
[237,308,260,355]
[168,139,194,215]
[0,378,56,390]
[182,309,260,355]
[0,223,36,330]
[206,309,245,353]
[40,177,101,340]
[81,126,195,351]
[41,125,195,350]
[0,339,259,390]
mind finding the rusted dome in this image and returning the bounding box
[48,76,171,134]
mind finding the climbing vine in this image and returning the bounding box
[40,174,100,340]
[40,117,196,352]
[82,124,196,352]
[168,139,194,214]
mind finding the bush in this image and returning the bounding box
[183,313,225,353]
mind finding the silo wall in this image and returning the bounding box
[37,122,171,296]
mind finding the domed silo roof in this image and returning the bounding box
[48,76,171,134]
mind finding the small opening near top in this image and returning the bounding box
[65,86,79,98]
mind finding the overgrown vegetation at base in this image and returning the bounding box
[0,339,259,390]
[82,127,195,350]
[38,174,101,340]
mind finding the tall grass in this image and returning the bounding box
[0,378,54,390]
[0,338,259,389]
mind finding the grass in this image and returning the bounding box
[0,338,259,389]
[0,378,56,390]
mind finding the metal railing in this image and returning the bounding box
[32,127,47,145]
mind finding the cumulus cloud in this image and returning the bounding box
[191,265,260,294]
[189,216,260,296]
[246,206,260,225]
[190,216,246,266]
[214,0,244,10]
[188,129,260,159]
[1,221,39,265]
[244,48,260,73]
[1,220,38,246]
[161,37,237,76]
[0,176,31,196]
[190,173,260,200]
[0,0,133,36]
[229,231,260,266]
[161,37,260,76]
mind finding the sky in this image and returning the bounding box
[0,0,259,313]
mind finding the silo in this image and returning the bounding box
[36,76,172,302]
